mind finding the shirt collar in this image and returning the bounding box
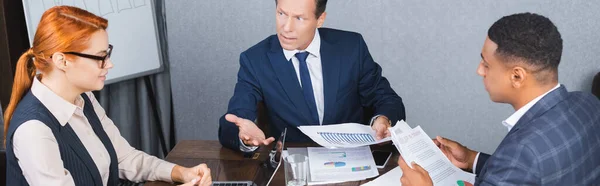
[283,29,321,61]
[502,83,561,131]
[31,76,84,126]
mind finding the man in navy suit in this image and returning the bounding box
[218,0,405,152]
[398,13,600,185]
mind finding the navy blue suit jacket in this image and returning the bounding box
[218,28,405,151]
[474,86,600,185]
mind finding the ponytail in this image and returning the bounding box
[3,48,37,145]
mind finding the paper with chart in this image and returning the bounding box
[284,148,346,185]
[390,124,475,186]
[298,123,392,148]
[307,146,379,182]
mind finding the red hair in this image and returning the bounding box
[3,6,108,143]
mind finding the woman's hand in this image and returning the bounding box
[172,164,212,186]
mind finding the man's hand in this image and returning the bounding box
[225,114,275,146]
[372,115,392,140]
[398,156,433,186]
[433,136,478,171]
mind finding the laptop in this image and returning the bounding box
[212,128,287,186]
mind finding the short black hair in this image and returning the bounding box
[275,0,328,18]
[488,13,563,84]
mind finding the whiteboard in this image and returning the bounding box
[22,0,164,84]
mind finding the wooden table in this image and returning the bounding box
[145,140,399,186]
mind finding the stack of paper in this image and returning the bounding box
[297,121,476,186]
[361,121,476,186]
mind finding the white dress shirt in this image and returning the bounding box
[501,83,561,131]
[282,29,325,125]
[472,83,561,173]
[13,77,175,186]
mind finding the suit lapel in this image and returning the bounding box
[267,37,312,125]
[320,33,340,124]
[507,85,569,135]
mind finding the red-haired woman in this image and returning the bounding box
[3,6,210,186]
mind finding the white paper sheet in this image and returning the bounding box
[298,123,391,148]
[361,167,402,186]
[391,126,476,186]
[307,146,379,182]
[391,120,412,134]
[284,149,346,185]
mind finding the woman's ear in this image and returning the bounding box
[51,52,68,71]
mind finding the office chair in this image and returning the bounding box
[1,101,6,186]
[593,71,600,100]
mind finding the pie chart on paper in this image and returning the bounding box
[324,161,346,168]
[457,180,474,186]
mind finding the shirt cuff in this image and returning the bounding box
[239,138,259,152]
[156,161,177,183]
[472,152,481,174]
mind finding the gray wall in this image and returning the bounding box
[166,0,600,154]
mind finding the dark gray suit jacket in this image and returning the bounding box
[475,85,600,185]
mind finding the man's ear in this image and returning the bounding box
[316,12,326,28]
[51,52,69,71]
[510,66,528,88]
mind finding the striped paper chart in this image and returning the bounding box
[317,132,376,145]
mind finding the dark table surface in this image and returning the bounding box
[145,140,399,186]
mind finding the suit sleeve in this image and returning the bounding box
[476,143,540,185]
[218,52,264,151]
[475,152,490,175]
[356,34,405,124]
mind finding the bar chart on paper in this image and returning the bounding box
[298,123,391,148]
[318,132,376,145]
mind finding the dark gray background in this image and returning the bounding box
[167,0,600,154]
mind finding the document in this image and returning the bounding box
[284,148,346,185]
[297,121,475,185]
[389,122,476,185]
[361,167,402,186]
[307,146,379,182]
[298,123,392,148]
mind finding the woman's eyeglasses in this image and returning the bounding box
[63,44,113,68]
